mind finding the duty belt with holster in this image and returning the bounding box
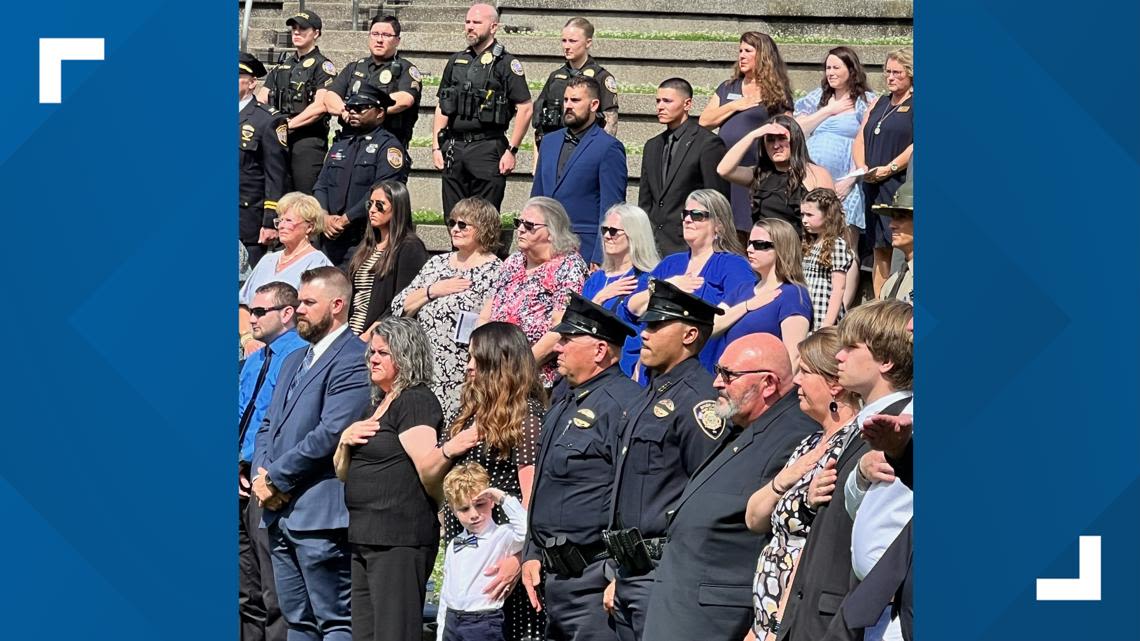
[539,536,608,578]
[602,528,666,576]
[438,42,512,127]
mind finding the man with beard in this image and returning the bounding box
[604,279,725,641]
[313,83,410,269]
[258,11,336,194]
[530,75,627,265]
[532,17,619,146]
[432,3,533,216]
[521,293,639,640]
[252,267,371,641]
[641,333,817,641]
[323,15,422,148]
[240,282,306,641]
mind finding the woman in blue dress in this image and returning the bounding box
[713,217,813,369]
[794,46,876,309]
[580,203,661,383]
[626,189,755,373]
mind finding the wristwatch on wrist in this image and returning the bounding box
[508,145,519,155]
[264,474,277,491]
[888,162,899,174]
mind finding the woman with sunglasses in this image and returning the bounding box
[580,202,661,381]
[717,114,834,237]
[391,197,503,423]
[347,180,428,339]
[855,48,913,297]
[744,327,858,641]
[238,191,332,357]
[481,196,589,388]
[712,218,812,368]
[626,189,753,373]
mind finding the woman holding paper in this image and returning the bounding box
[391,196,503,423]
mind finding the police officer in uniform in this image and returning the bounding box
[533,17,619,147]
[603,279,726,641]
[323,15,422,148]
[313,83,410,269]
[258,11,335,194]
[521,293,638,641]
[240,52,290,267]
[432,3,533,216]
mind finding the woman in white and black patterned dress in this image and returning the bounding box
[439,322,547,641]
[391,197,503,424]
[745,328,858,640]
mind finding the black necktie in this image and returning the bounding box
[887,261,910,300]
[238,346,273,455]
[661,133,675,184]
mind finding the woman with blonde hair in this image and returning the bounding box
[713,217,812,367]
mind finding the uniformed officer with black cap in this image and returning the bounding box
[257,11,336,194]
[240,51,290,267]
[323,15,423,148]
[520,293,639,641]
[312,83,410,268]
[533,17,619,147]
[432,3,533,216]
[604,279,727,641]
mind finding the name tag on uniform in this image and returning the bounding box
[898,106,911,112]
[726,92,742,100]
[453,310,479,345]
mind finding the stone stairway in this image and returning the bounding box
[239,0,913,214]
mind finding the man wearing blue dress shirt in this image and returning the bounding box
[239,281,307,641]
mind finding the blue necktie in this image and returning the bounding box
[453,533,479,552]
[285,347,314,402]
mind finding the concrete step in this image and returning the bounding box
[249,15,356,30]
[497,0,911,19]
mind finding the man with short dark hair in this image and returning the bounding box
[639,78,729,255]
[322,15,423,147]
[240,281,306,641]
[313,83,410,269]
[531,75,627,264]
[252,267,371,641]
[641,333,818,641]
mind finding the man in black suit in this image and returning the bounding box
[638,78,728,255]
[641,333,818,641]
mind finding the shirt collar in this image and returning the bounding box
[309,324,349,364]
[857,390,913,423]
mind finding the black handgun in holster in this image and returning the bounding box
[602,528,656,575]
[540,536,589,578]
[437,129,455,170]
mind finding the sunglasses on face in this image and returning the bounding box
[601,226,626,238]
[344,104,375,114]
[713,364,776,384]
[681,209,710,222]
[512,217,548,233]
[249,305,290,318]
[748,240,776,251]
[368,199,387,211]
[446,218,470,230]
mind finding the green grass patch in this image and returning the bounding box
[413,210,518,228]
[517,30,912,45]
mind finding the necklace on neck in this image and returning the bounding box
[873,90,911,135]
[279,245,310,265]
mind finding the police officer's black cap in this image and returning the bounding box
[344,83,396,109]
[551,292,636,345]
[639,278,724,326]
[239,52,268,78]
[286,11,323,31]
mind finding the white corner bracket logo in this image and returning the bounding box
[1036,535,1101,601]
[39,38,105,104]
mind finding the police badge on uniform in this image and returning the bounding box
[386,147,404,169]
[379,69,393,84]
[241,123,255,142]
[693,400,724,440]
[572,408,596,429]
[652,398,674,418]
[605,75,619,94]
[303,57,316,68]
[366,143,379,154]
[510,59,524,76]
[583,68,595,78]
[481,51,494,65]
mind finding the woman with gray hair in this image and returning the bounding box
[480,196,589,388]
[334,316,478,641]
[580,202,661,381]
[625,189,755,372]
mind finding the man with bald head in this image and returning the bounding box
[641,333,819,641]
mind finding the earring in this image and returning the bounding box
[828,399,839,414]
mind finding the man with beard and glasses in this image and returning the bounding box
[530,75,627,265]
[604,279,724,641]
[313,83,410,269]
[641,332,817,641]
[252,267,371,641]
[432,3,533,216]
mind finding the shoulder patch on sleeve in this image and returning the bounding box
[386,147,404,169]
[276,123,288,146]
[322,60,336,75]
[510,58,524,76]
[693,400,724,440]
[604,75,618,94]
[409,66,422,82]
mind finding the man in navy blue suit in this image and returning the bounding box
[530,75,627,265]
[252,266,371,641]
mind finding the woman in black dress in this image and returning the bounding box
[334,316,478,641]
[441,322,547,640]
[854,48,913,297]
[717,113,834,236]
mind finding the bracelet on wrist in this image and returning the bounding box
[771,479,787,495]
[440,443,452,460]
[426,285,434,301]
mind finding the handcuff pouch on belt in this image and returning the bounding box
[540,535,589,579]
[602,528,657,575]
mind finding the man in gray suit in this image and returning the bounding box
[252,266,371,641]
